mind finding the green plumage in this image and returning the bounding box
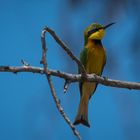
[79,48,88,97]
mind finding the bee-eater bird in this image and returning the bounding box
[73,23,114,127]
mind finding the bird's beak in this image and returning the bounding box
[103,22,115,29]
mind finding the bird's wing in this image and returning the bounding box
[79,47,88,97]
[100,47,106,75]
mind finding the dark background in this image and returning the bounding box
[0,0,140,140]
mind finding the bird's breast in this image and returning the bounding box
[86,43,105,75]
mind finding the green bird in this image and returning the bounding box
[73,23,114,127]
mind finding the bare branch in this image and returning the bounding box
[42,26,86,76]
[0,66,44,74]
[40,27,82,140]
[46,74,82,140]
[0,66,140,90]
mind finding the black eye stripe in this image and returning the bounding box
[87,28,98,37]
[87,27,103,37]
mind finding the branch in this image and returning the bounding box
[0,66,140,90]
[40,27,82,140]
[41,27,86,76]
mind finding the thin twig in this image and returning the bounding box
[1,66,140,90]
[40,27,82,140]
[47,74,82,140]
[21,59,30,66]
[64,80,71,93]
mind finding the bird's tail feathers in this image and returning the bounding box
[73,96,90,127]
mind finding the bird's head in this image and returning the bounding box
[84,23,115,45]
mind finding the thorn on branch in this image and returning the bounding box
[13,71,18,74]
[21,59,30,67]
[64,80,71,93]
